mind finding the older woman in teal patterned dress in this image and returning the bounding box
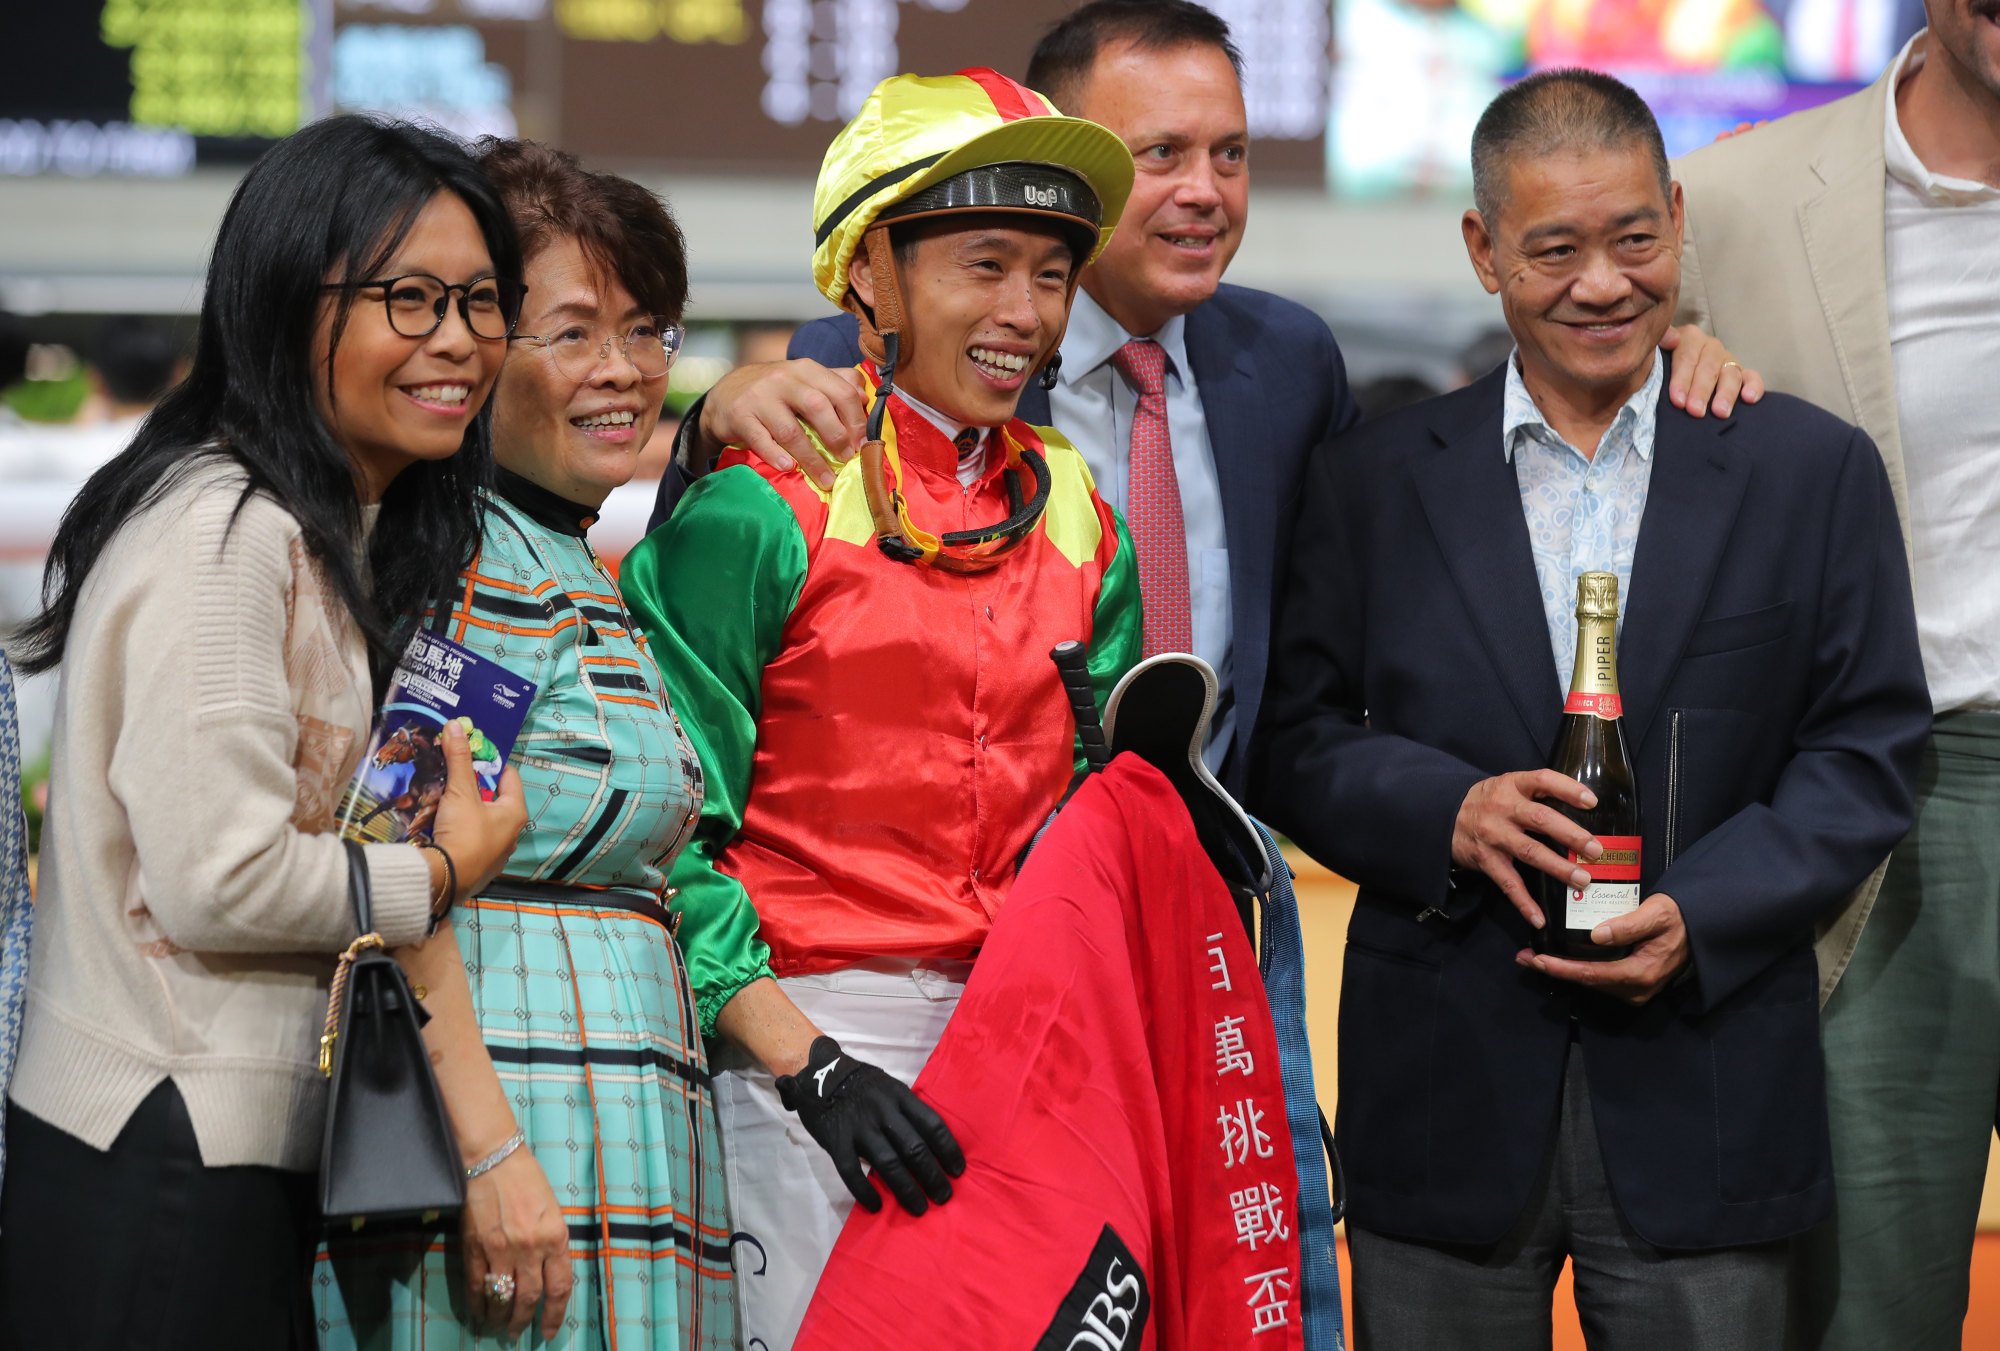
[317,143,735,1350]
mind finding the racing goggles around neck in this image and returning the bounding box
[855,351,1052,574]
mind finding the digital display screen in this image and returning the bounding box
[0,0,1328,180]
[0,0,1907,196]
[0,0,305,174]
[1327,0,1923,197]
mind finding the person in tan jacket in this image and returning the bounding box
[1674,7,2000,1345]
[0,117,528,1351]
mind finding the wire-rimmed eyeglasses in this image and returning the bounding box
[321,273,527,341]
[511,318,686,382]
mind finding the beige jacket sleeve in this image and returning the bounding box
[1667,78,1910,1002]
[95,473,432,953]
[1674,197,1714,333]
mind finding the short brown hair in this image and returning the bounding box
[475,138,690,323]
[1025,0,1242,112]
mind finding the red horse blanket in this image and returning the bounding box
[796,755,1305,1350]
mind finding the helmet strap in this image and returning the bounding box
[850,224,925,561]
[867,224,907,350]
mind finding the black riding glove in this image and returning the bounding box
[775,1035,966,1216]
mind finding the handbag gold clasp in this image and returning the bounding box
[320,932,387,1078]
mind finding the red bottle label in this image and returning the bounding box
[1571,834,1642,880]
[1562,691,1624,718]
[1564,834,1643,929]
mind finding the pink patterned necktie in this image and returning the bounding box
[1110,338,1193,656]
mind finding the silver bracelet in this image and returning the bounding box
[465,1129,526,1180]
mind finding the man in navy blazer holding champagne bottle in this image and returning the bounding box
[1254,69,1930,1349]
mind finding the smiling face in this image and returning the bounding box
[1068,40,1248,338]
[313,191,506,502]
[491,235,667,508]
[1463,143,1683,410]
[851,216,1078,427]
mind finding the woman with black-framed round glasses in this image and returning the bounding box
[0,115,530,1351]
[322,273,530,341]
[315,138,735,1351]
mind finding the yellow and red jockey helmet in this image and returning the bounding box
[810,67,1134,309]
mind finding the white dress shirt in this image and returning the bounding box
[1883,32,2000,712]
[1054,290,1235,768]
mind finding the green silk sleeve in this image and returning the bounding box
[620,466,808,1036]
[1081,507,1144,771]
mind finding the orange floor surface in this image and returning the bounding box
[1328,1233,2000,1347]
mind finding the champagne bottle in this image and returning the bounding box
[1541,572,1642,961]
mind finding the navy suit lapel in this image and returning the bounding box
[1185,302,1278,703]
[1619,395,1748,750]
[1017,380,1051,425]
[1412,375,1563,760]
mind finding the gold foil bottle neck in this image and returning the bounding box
[1575,571,1620,621]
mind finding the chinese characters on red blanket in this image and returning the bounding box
[1197,924,1301,1339]
[790,758,1305,1351]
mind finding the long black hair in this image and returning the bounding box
[11,115,522,685]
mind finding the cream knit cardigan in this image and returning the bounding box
[9,459,434,1171]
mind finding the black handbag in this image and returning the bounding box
[319,839,465,1226]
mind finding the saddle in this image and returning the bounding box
[1040,642,1271,938]
[1103,654,1272,895]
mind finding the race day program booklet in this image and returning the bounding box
[337,631,536,845]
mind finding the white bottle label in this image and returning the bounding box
[1566,881,1642,930]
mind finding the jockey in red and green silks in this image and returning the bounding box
[625,368,1140,1030]
[619,69,1141,1342]
[623,66,1143,1042]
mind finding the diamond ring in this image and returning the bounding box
[483,1272,517,1303]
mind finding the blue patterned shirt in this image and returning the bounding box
[1503,351,1662,686]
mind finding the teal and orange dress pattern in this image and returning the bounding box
[315,471,735,1351]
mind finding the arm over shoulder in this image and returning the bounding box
[1675,202,1714,332]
